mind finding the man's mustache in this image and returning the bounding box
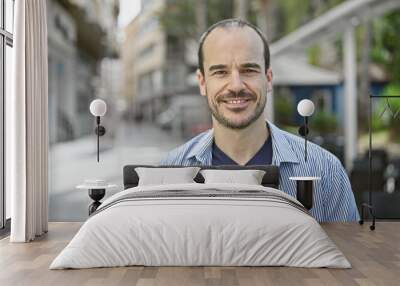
[217,90,255,102]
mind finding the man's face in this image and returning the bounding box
[197,26,272,130]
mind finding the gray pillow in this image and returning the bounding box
[135,167,201,186]
[200,169,266,185]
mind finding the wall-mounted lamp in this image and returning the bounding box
[292,99,318,210]
[297,99,315,162]
[89,99,107,162]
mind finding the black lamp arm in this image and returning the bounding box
[94,116,106,162]
[304,116,308,162]
[298,116,309,162]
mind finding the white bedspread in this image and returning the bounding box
[50,183,351,269]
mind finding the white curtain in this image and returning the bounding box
[7,0,49,242]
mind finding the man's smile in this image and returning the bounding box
[221,98,252,110]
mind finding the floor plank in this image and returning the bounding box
[0,222,399,286]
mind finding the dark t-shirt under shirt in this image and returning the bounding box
[212,135,273,166]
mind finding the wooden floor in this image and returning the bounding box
[0,222,399,286]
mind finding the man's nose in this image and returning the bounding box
[228,70,246,93]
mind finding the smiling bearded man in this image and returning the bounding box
[160,18,359,223]
[199,22,269,132]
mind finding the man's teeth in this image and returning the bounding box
[227,99,247,104]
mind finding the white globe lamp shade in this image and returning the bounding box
[297,99,315,117]
[90,99,107,117]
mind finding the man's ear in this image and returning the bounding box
[196,69,207,97]
[266,68,273,92]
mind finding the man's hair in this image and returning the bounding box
[198,18,270,75]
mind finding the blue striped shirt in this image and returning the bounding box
[160,121,360,222]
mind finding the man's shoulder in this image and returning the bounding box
[277,126,342,166]
[160,130,212,165]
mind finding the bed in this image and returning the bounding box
[50,165,350,269]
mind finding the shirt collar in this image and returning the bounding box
[187,120,301,166]
[186,129,214,165]
[268,121,300,166]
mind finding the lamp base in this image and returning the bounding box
[88,188,105,215]
[359,203,376,231]
[296,180,314,210]
[289,177,320,210]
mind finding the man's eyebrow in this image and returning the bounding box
[208,63,262,72]
[241,63,261,69]
[208,64,227,72]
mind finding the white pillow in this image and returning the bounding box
[200,169,266,185]
[135,167,201,186]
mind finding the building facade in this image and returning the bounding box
[47,0,119,144]
[121,0,209,138]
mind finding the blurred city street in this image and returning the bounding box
[41,0,400,223]
[49,121,185,221]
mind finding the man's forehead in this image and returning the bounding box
[202,26,264,65]
[204,25,261,43]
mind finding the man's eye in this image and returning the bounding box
[212,70,227,76]
[243,69,257,74]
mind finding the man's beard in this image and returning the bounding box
[207,90,266,130]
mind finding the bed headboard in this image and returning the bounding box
[123,165,280,189]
